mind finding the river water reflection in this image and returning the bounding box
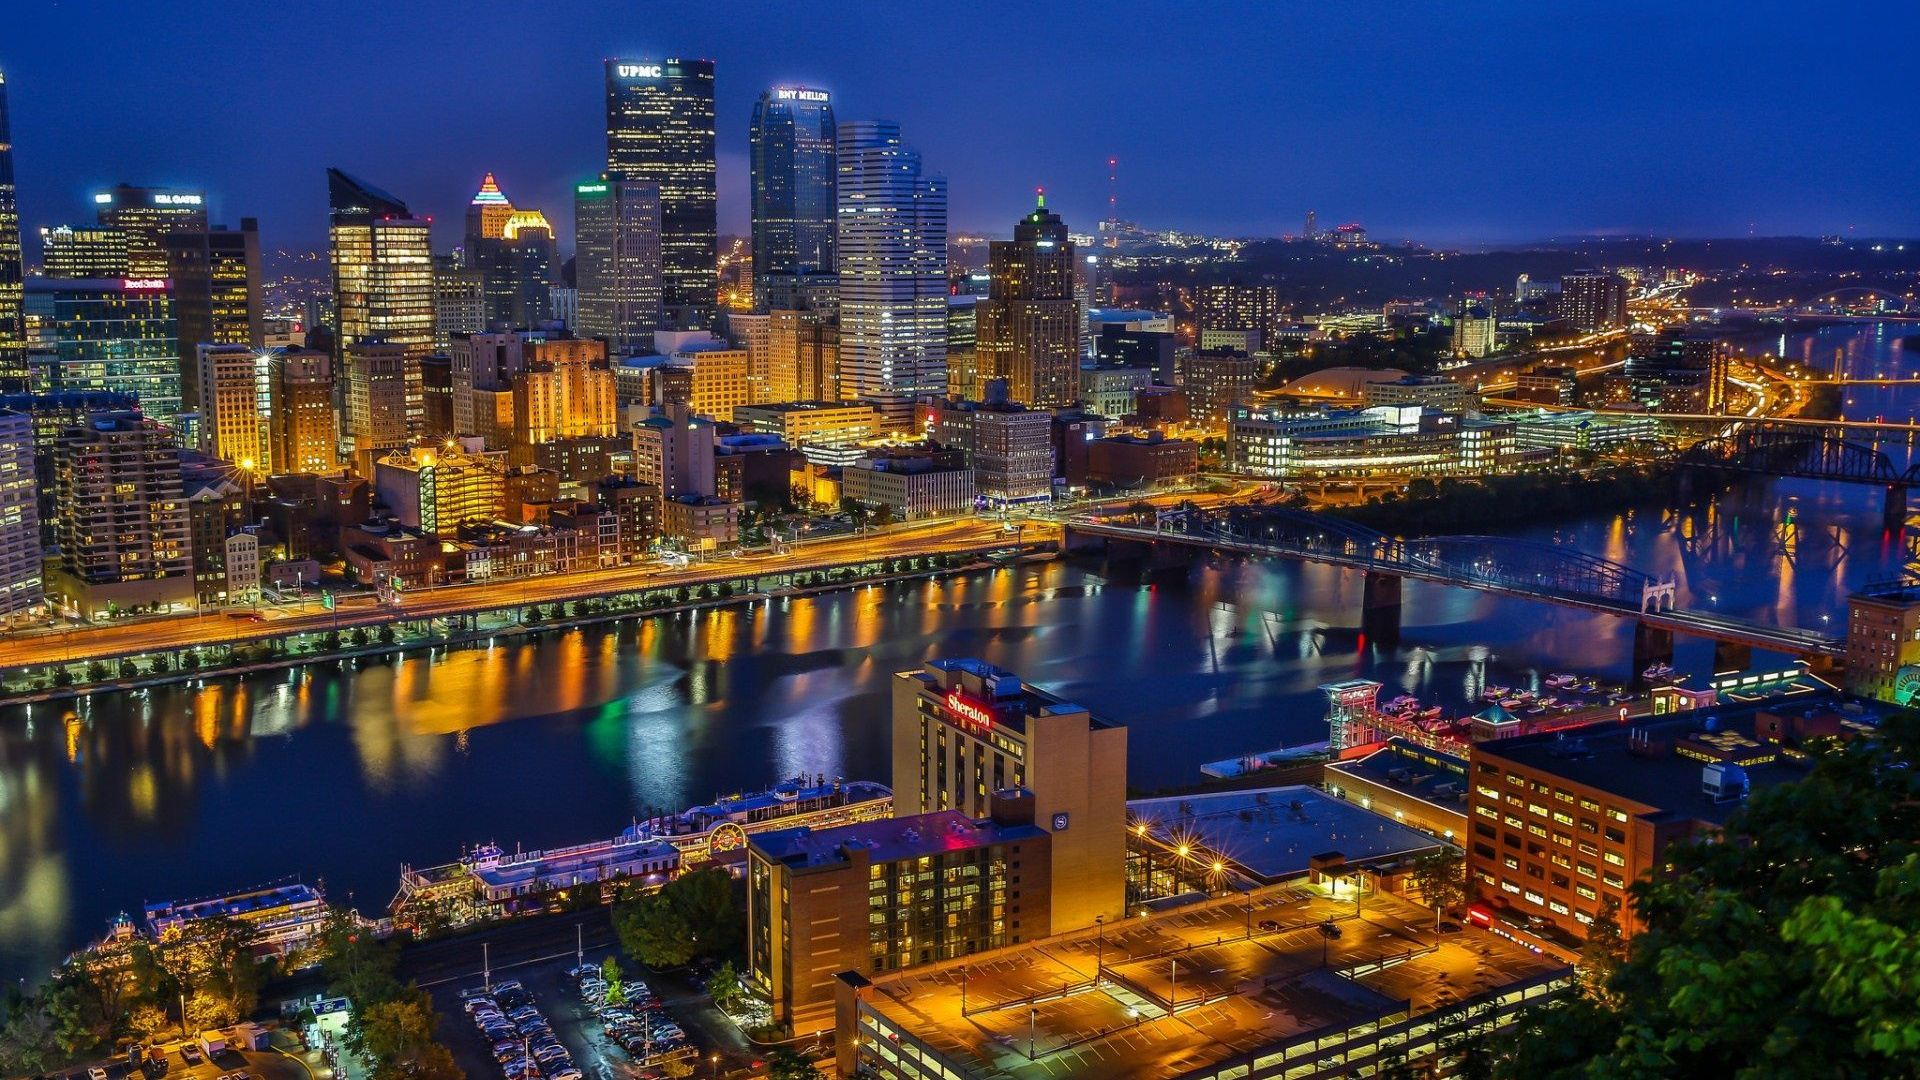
[0,321,1911,987]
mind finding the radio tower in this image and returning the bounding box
[1105,157,1119,249]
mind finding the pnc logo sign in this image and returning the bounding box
[618,64,663,79]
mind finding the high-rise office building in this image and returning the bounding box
[749,86,836,309]
[0,409,40,617]
[1558,269,1629,332]
[1625,326,1728,412]
[343,338,415,462]
[432,254,486,350]
[50,410,193,619]
[40,225,130,279]
[464,175,558,330]
[767,306,840,403]
[976,194,1079,409]
[512,338,617,445]
[167,218,264,411]
[269,346,337,475]
[1195,281,1283,352]
[574,178,664,355]
[605,59,717,330]
[0,71,23,390]
[94,184,208,279]
[196,343,269,470]
[26,278,182,425]
[328,169,435,367]
[836,120,947,422]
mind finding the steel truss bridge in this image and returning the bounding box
[1678,424,1920,486]
[1066,504,1840,657]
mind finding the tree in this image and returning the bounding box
[765,1047,820,1080]
[660,1056,695,1079]
[1478,715,1920,1079]
[1409,848,1466,928]
[708,959,743,1010]
[358,996,460,1080]
[316,908,403,1007]
[613,866,744,969]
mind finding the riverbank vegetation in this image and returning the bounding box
[315,909,460,1080]
[1321,463,1739,535]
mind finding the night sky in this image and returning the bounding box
[5,0,1917,255]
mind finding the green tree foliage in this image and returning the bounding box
[1410,848,1466,926]
[708,959,744,1010]
[317,907,404,1006]
[358,996,461,1080]
[313,910,460,1080]
[614,866,744,969]
[765,1047,821,1080]
[1478,715,1920,1079]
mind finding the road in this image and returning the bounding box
[0,517,1047,671]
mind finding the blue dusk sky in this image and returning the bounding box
[4,0,1916,254]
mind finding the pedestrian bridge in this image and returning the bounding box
[1063,504,1841,658]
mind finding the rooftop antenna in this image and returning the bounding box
[1107,157,1118,225]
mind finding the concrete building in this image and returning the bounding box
[842,451,974,519]
[1466,698,1872,944]
[1079,364,1154,418]
[1452,304,1498,358]
[573,177,664,356]
[431,256,485,351]
[372,442,506,538]
[1557,269,1629,332]
[165,218,265,410]
[631,404,718,501]
[748,791,1049,1024]
[268,347,337,475]
[1360,374,1474,413]
[342,339,416,464]
[658,332,750,419]
[1084,432,1197,488]
[892,659,1128,935]
[511,337,617,445]
[767,306,840,403]
[183,469,250,606]
[1844,581,1920,702]
[1227,404,1517,480]
[928,388,1054,502]
[660,494,738,547]
[1195,281,1283,352]
[25,277,182,426]
[195,344,268,470]
[49,411,193,618]
[1182,349,1257,428]
[0,409,40,617]
[975,195,1079,409]
[733,401,877,460]
[1322,738,1470,842]
[726,310,773,404]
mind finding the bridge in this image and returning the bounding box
[1675,421,1920,527]
[1062,504,1842,672]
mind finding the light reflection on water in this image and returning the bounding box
[0,322,1914,987]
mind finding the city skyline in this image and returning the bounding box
[5,1,1919,257]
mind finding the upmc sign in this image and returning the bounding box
[944,688,996,730]
[617,64,663,79]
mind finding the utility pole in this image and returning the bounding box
[483,941,491,991]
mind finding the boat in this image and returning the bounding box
[1420,706,1445,720]
[1607,690,1633,703]
[1642,663,1675,681]
[1384,694,1420,713]
[1544,674,1576,689]
[1483,686,1511,700]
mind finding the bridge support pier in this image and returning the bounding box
[1361,571,1403,649]
[1713,640,1752,675]
[1631,622,1675,686]
[1886,484,1908,533]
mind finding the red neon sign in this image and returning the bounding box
[944,688,995,728]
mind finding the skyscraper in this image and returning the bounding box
[605,58,717,330]
[269,346,338,475]
[27,278,182,425]
[0,409,40,618]
[464,174,558,330]
[328,168,435,366]
[750,86,836,310]
[40,226,129,279]
[167,217,264,412]
[836,120,947,423]
[94,184,209,278]
[196,343,269,471]
[0,71,24,391]
[976,193,1079,409]
[574,177,663,355]
[50,410,193,619]
[1558,269,1629,332]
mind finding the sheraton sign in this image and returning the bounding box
[944,688,997,729]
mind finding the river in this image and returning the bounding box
[0,321,1909,988]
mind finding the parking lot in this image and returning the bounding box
[55,1036,312,1080]
[431,942,761,1079]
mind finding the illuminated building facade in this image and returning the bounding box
[464,175,558,330]
[0,71,21,390]
[574,177,663,355]
[929,391,1054,502]
[1624,326,1728,413]
[767,305,839,403]
[343,338,415,460]
[512,337,617,444]
[167,218,264,411]
[1182,349,1257,428]
[0,409,40,617]
[196,343,268,470]
[750,86,836,309]
[432,255,486,350]
[1227,404,1517,479]
[605,59,717,330]
[976,195,1079,409]
[328,169,435,371]
[50,410,193,618]
[891,658,1127,934]
[836,121,947,422]
[372,442,507,538]
[94,184,207,279]
[269,346,337,474]
[26,277,182,425]
[1557,269,1629,332]
[39,225,129,279]
[1196,281,1283,352]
